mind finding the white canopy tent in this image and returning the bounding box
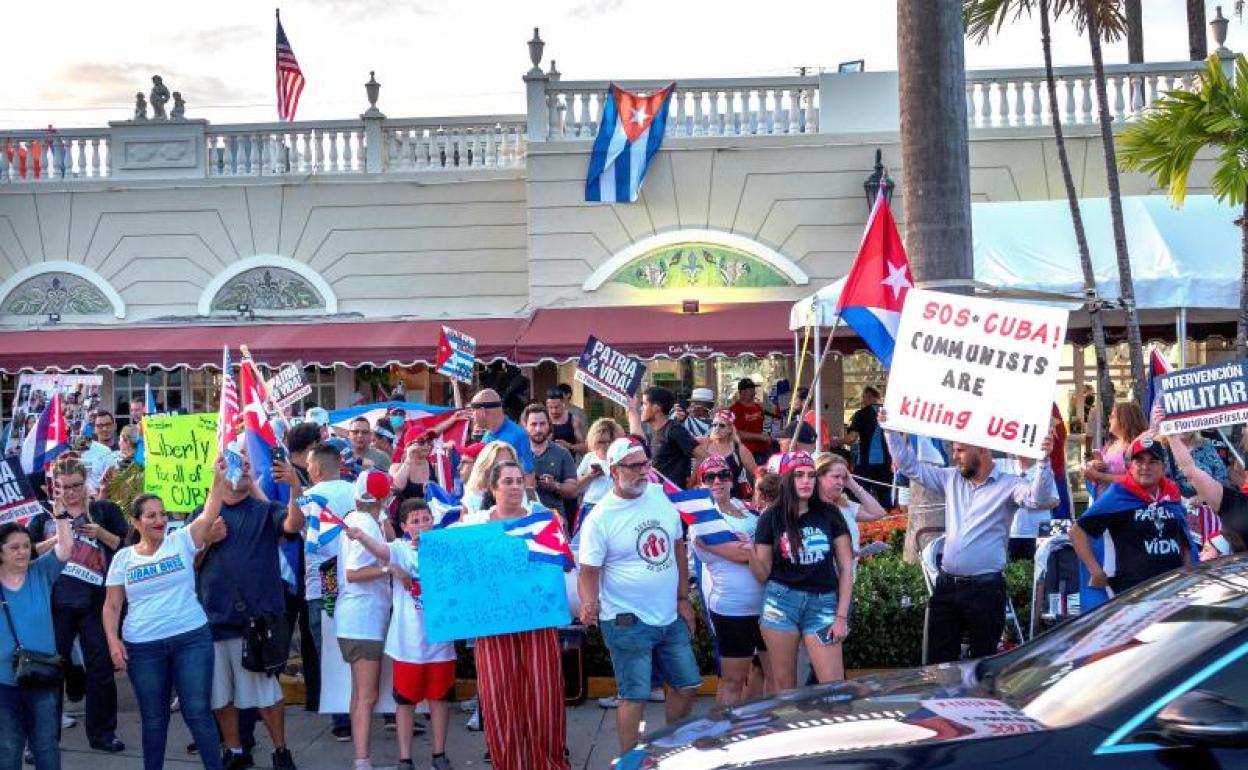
[789,195,1244,443]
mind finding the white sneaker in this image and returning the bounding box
[458,697,478,714]
[61,714,76,729]
[170,696,180,713]
[648,687,666,703]
[465,706,481,732]
[596,695,619,709]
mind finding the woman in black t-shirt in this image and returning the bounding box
[749,452,854,690]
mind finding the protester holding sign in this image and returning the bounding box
[749,452,855,688]
[344,498,456,770]
[28,458,128,754]
[1164,426,1248,556]
[1071,436,1195,605]
[469,462,568,770]
[0,505,73,770]
[883,418,1054,663]
[102,476,227,770]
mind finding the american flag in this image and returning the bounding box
[275,11,305,122]
[217,345,240,454]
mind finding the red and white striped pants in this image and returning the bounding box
[475,627,568,770]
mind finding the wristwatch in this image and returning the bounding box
[54,513,73,521]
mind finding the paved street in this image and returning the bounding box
[59,682,684,770]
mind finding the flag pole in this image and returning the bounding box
[238,344,294,434]
[785,317,815,428]
[791,311,842,449]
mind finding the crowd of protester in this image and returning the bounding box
[4,372,1248,770]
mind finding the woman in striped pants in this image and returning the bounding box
[468,462,568,770]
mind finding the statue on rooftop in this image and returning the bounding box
[133,92,148,121]
[170,92,186,120]
[150,75,170,120]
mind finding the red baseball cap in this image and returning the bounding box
[1128,436,1166,462]
[354,469,393,502]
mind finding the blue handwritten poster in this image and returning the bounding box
[419,522,570,642]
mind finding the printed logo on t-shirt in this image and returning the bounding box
[407,578,423,609]
[64,535,107,586]
[1136,502,1180,556]
[635,521,672,571]
[778,527,830,566]
[125,554,187,585]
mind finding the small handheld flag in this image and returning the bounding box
[426,483,463,530]
[435,326,476,384]
[502,505,575,571]
[20,393,68,475]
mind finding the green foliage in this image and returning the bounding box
[963,0,1127,44]
[1120,54,1248,208]
[843,555,929,669]
[1004,558,1036,644]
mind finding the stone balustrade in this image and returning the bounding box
[0,56,1214,184]
[964,60,1203,128]
[539,76,820,140]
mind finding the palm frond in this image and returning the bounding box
[1053,0,1127,42]
[963,0,1038,43]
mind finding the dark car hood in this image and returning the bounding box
[619,664,1051,769]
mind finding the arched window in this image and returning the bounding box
[0,262,125,319]
[199,256,337,316]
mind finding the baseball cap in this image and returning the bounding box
[1128,436,1166,462]
[355,469,393,502]
[305,407,330,427]
[690,387,715,403]
[737,378,757,391]
[607,436,647,467]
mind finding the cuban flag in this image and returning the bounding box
[426,482,463,529]
[502,505,575,571]
[669,488,738,546]
[394,411,472,492]
[836,188,914,367]
[19,392,68,475]
[435,326,476,384]
[301,493,346,554]
[240,359,285,501]
[585,83,675,203]
[1143,347,1172,421]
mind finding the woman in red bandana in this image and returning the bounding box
[748,452,854,691]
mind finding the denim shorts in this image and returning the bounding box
[599,617,702,701]
[759,582,839,636]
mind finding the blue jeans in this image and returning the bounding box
[125,624,223,770]
[0,682,60,770]
[307,597,348,730]
[599,617,701,701]
[760,582,839,636]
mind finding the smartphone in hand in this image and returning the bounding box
[814,623,840,646]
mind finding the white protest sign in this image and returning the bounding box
[882,289,1068,459]
[266,364,312,410]
[916,698,1046,739]
[1055,598,1190,664]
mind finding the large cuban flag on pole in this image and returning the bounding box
[585,83,675,203]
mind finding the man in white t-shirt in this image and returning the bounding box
[299,443,357,738]
[577,437,701,753]
[337,469,395,770]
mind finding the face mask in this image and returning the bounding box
[390,415,405,431]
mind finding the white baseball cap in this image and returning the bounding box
[607,437,647,467]
[690,387,715,403]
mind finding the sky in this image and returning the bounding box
[0,0,1237,128]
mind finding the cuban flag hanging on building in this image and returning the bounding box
[502,505,576,571]
[585,83,675,203]
[19,393,68,475]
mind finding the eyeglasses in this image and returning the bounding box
[469,401,502,410]
[702,471,734,482]
[616,459,652,472]
[57,481,85,490]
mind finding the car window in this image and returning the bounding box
[978,561,1248,729]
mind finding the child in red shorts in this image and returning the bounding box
[346,498,456,770]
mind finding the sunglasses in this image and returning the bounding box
[470,401,503,410]
[702,471,734,482]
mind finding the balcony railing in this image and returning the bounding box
[0,47,1213,185]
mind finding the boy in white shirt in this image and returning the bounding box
[337,469,395,770]
[346,497,456,770]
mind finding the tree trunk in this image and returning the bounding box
[1124,0,1144,63]
[897,0,969,561]
[1041,0,1114,442]
[1087,4,1147,408]
[1239,199,1248,360]
[1188,0,1208,61]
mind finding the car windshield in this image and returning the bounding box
[977,558,1248,729]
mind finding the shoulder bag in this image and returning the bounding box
[0,584,63,688]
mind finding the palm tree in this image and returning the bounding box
[1120,54,1248,359]
[1075,0,1148,408]
[964,0,1116,438]
[897,0,973,560]
[1189,0,1208,60]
